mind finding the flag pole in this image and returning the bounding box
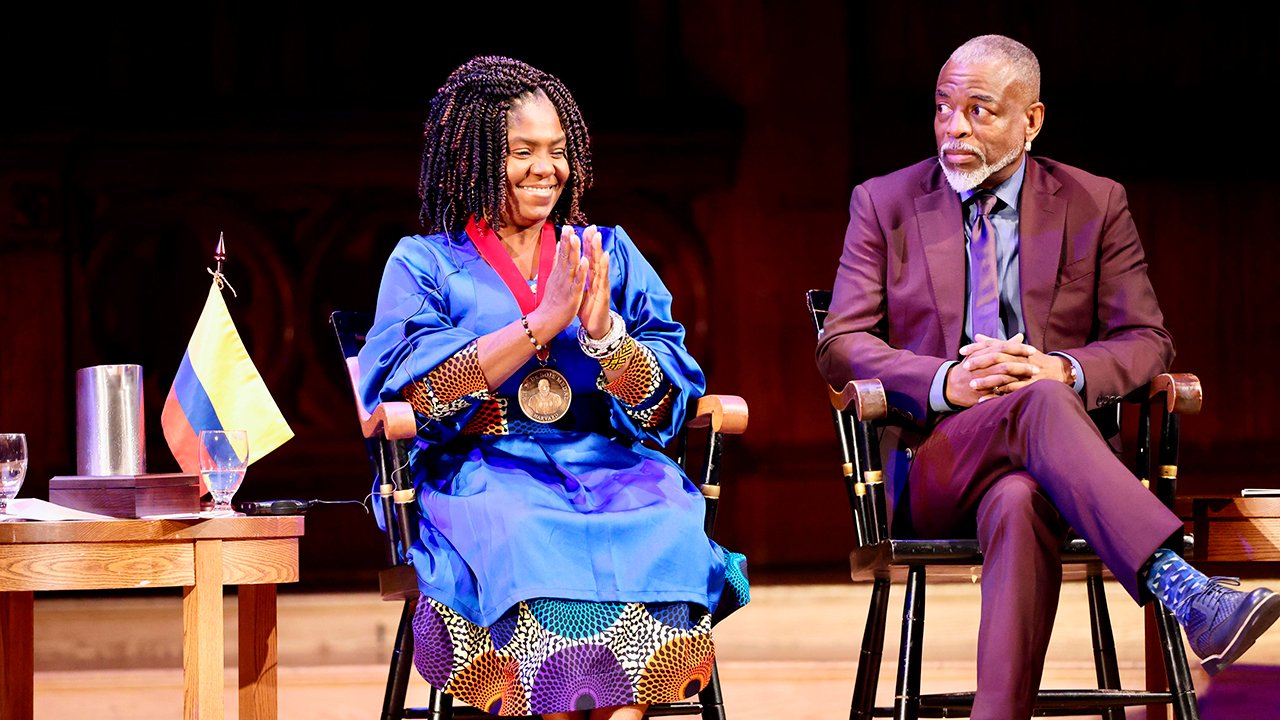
[207,231,238,297]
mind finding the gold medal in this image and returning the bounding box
[518,368,572,423]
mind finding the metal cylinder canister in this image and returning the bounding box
[75,364,146,476]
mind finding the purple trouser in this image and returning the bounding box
[906,381,1184,720]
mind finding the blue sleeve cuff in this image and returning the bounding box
[1050,352,1086,394]
[930,361,959,413]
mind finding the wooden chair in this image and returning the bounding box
[330,310,747,720]
[806,289,1204,720]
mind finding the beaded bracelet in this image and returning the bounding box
[521,315,550,362]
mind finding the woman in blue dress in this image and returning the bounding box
[358,56,748,720]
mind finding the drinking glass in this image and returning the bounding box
[198,430,249,513]
[0,433,28,515]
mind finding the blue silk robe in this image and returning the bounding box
[358,225,739,627]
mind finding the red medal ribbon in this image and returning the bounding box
[466,215,557,315]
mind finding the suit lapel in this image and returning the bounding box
[915,174,966,359]
[1017,159,1065,348]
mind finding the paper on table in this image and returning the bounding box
[0,498,119,522]
[138,510,241,520]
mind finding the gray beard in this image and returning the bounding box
[938,144,1024,192]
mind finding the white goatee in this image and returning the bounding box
[938,143,1024,192]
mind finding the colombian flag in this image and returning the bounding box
[161,281,293,490]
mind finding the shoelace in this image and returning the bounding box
[1168,576,1242,622]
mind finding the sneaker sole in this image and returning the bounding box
[1200,589,1280,676]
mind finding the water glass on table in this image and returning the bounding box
[0,433,26,515]
[198,429,249,514]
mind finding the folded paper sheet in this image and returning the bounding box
[0,498,118,522]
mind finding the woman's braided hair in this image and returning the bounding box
[418,55,593,233]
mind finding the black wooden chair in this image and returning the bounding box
[330,310,747,720]
[806,289,1204,720]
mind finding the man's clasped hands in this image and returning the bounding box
[945,333,1074,407]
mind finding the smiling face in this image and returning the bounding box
[934,59,1044,191]
[502,92,569,232]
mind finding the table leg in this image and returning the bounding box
[1,591,34,720]
[183,539,225,720]
[239,584,278,720]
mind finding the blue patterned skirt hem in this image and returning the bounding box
[412,551,749,716]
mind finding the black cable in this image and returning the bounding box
[233,499,369,516]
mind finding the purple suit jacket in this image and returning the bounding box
[817,156,1174,433]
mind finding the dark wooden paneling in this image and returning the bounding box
[2,1,1276,585]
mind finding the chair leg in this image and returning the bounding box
[1085,573,1124,720]
[698,659,727,720]
[850,577,891,720]
[893,566,926,720]
[1154,602,1200,720]
[429,686,455,720]
[384,599,417,720]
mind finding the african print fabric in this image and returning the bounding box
[413,552,750,716]
[402,340,490,421]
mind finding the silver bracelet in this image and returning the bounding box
[577,310,627,358]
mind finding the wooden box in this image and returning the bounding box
[49,473,201,518]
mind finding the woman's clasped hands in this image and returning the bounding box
[528,225,612,342]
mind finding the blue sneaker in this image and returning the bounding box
[1179,578,1280,676]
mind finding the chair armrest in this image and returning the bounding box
[346,357,418,441]
[1149,372,1203,415]
[686,394,749,435]
[828,379,888,422]
[363,402,418,441]
[826,374,1203,422]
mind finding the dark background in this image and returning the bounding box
[2,1,1276,588]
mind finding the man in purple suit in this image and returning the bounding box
[816,34,1279,719]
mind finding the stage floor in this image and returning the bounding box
[29,578,1280,719]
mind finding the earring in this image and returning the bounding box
[1025,140,1032,152]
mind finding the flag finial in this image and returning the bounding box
[207,231,238,297]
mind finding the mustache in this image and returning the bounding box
[938,141,987,164]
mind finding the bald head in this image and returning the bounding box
[945,35,1040,104]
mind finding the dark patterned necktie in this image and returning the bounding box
[968,191,1003,340]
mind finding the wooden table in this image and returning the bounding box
[1142,497,1280,719]
[1179,496,1280,567]
[0,515,304,720]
